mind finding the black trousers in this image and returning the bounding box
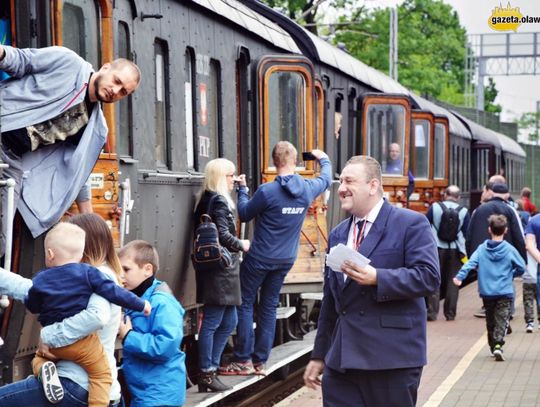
[427,248,462,320]
[321,365,422,407]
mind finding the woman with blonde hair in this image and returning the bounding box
[194,158,249,392]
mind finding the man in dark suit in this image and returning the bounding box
[303,155,440,407]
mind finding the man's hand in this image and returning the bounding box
[37,340,58,361]
[304,359,324,389]
[237,174,247,187]
[143,300,152,316]
[341,261,377,285]
[118,314,133,340]
[241,239,250,252]
[453,277,462,287]
[310,149,328,161]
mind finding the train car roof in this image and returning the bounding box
[410,94,471,139]
[454,113,526,157]
[239,0,410,94]
[191,0,300,53]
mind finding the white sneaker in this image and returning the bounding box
[526,323,534,333]
[40,361,64,404]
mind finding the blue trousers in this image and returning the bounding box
[322,366,422,407]
[233,256,292,364]
[0,376,123,407]
[198,304,237,371]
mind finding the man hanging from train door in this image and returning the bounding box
[0,44,141,255]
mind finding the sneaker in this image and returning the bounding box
[526,323,534,333]
[253,362,266,376]
[493,345,505,362]
[40,361,64,403]
[506,323,512,335]
[218,361,256,376]
[474,308,486,318]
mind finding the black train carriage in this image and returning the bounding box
[0,0,329,385]
[0,0,527,390]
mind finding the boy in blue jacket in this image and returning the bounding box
[454,214,525,361]
[118,240,186,407]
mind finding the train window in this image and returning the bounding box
[434,123,445,179]
[315,80,325,151]
[267,71,306,168]
[334,97,343,173]
[154,39,171,169]
[412,119,430,179]
[62,0,100,68]
[366,104,406,176]
[116,21,133,157]
[185,48,196,170]
[195,56,222,170]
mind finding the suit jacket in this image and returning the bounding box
[312,200,440,371]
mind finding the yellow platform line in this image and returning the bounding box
[422,334,485,407]
[423,293,523,407]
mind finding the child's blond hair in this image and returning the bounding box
[44,223,86,263]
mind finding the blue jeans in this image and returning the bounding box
[233,256,292,364]
[0,376,124,407]
[198,304,238,371]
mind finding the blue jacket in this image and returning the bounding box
[312,201,440,370]
[123,279,186,407]
[0,46,107,237]
[456,240,525,297]
[26,263,144,326]
[237,157,331,263]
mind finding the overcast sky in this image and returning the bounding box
[326,0,540,125]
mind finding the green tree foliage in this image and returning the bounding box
[484,77,502,114]
[333,0,467,104]
[517,111,540,143]
[263,0,352,34]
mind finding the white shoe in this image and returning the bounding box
[40,361,64,404]
[526,323,534,333]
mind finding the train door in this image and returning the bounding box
[433,116,450,202]
[470,144,495,210]
[255,55,327,292]
[409,110,434,213]
[361,94,411,207]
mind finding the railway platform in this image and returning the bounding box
[276,279,540,407]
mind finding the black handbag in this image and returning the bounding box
[191,194,233,272]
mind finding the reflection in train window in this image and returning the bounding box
[434,123,445,179]
[267,71,306,168]
[195,56,221,171]
[413,119,430,179]
[154,39,170,169]
[116,21,132,157]
[367,104,405,176]
[185,48,196,170]
[62,0,100,69]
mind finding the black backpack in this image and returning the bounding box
[191,194,233,272]
[436,202,463,243]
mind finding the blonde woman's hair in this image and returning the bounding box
[196,158,236,209]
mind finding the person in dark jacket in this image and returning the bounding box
[466,182,526,263]
[193,158,250,392]
[220,142,332,376]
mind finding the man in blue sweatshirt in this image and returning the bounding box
[220,141,332,375]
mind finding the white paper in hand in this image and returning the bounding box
[326,243,371,273]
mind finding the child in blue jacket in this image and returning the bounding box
[454,214,525,361]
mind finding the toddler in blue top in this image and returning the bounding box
[454,214,525,361]
[26,222,151,405]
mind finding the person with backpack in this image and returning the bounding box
[192,158,250,392]
[426,185,470,321]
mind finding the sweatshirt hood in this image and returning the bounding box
[275,174,305,198]
[483,240,512,261]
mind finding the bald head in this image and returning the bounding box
[444,185,460,202]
